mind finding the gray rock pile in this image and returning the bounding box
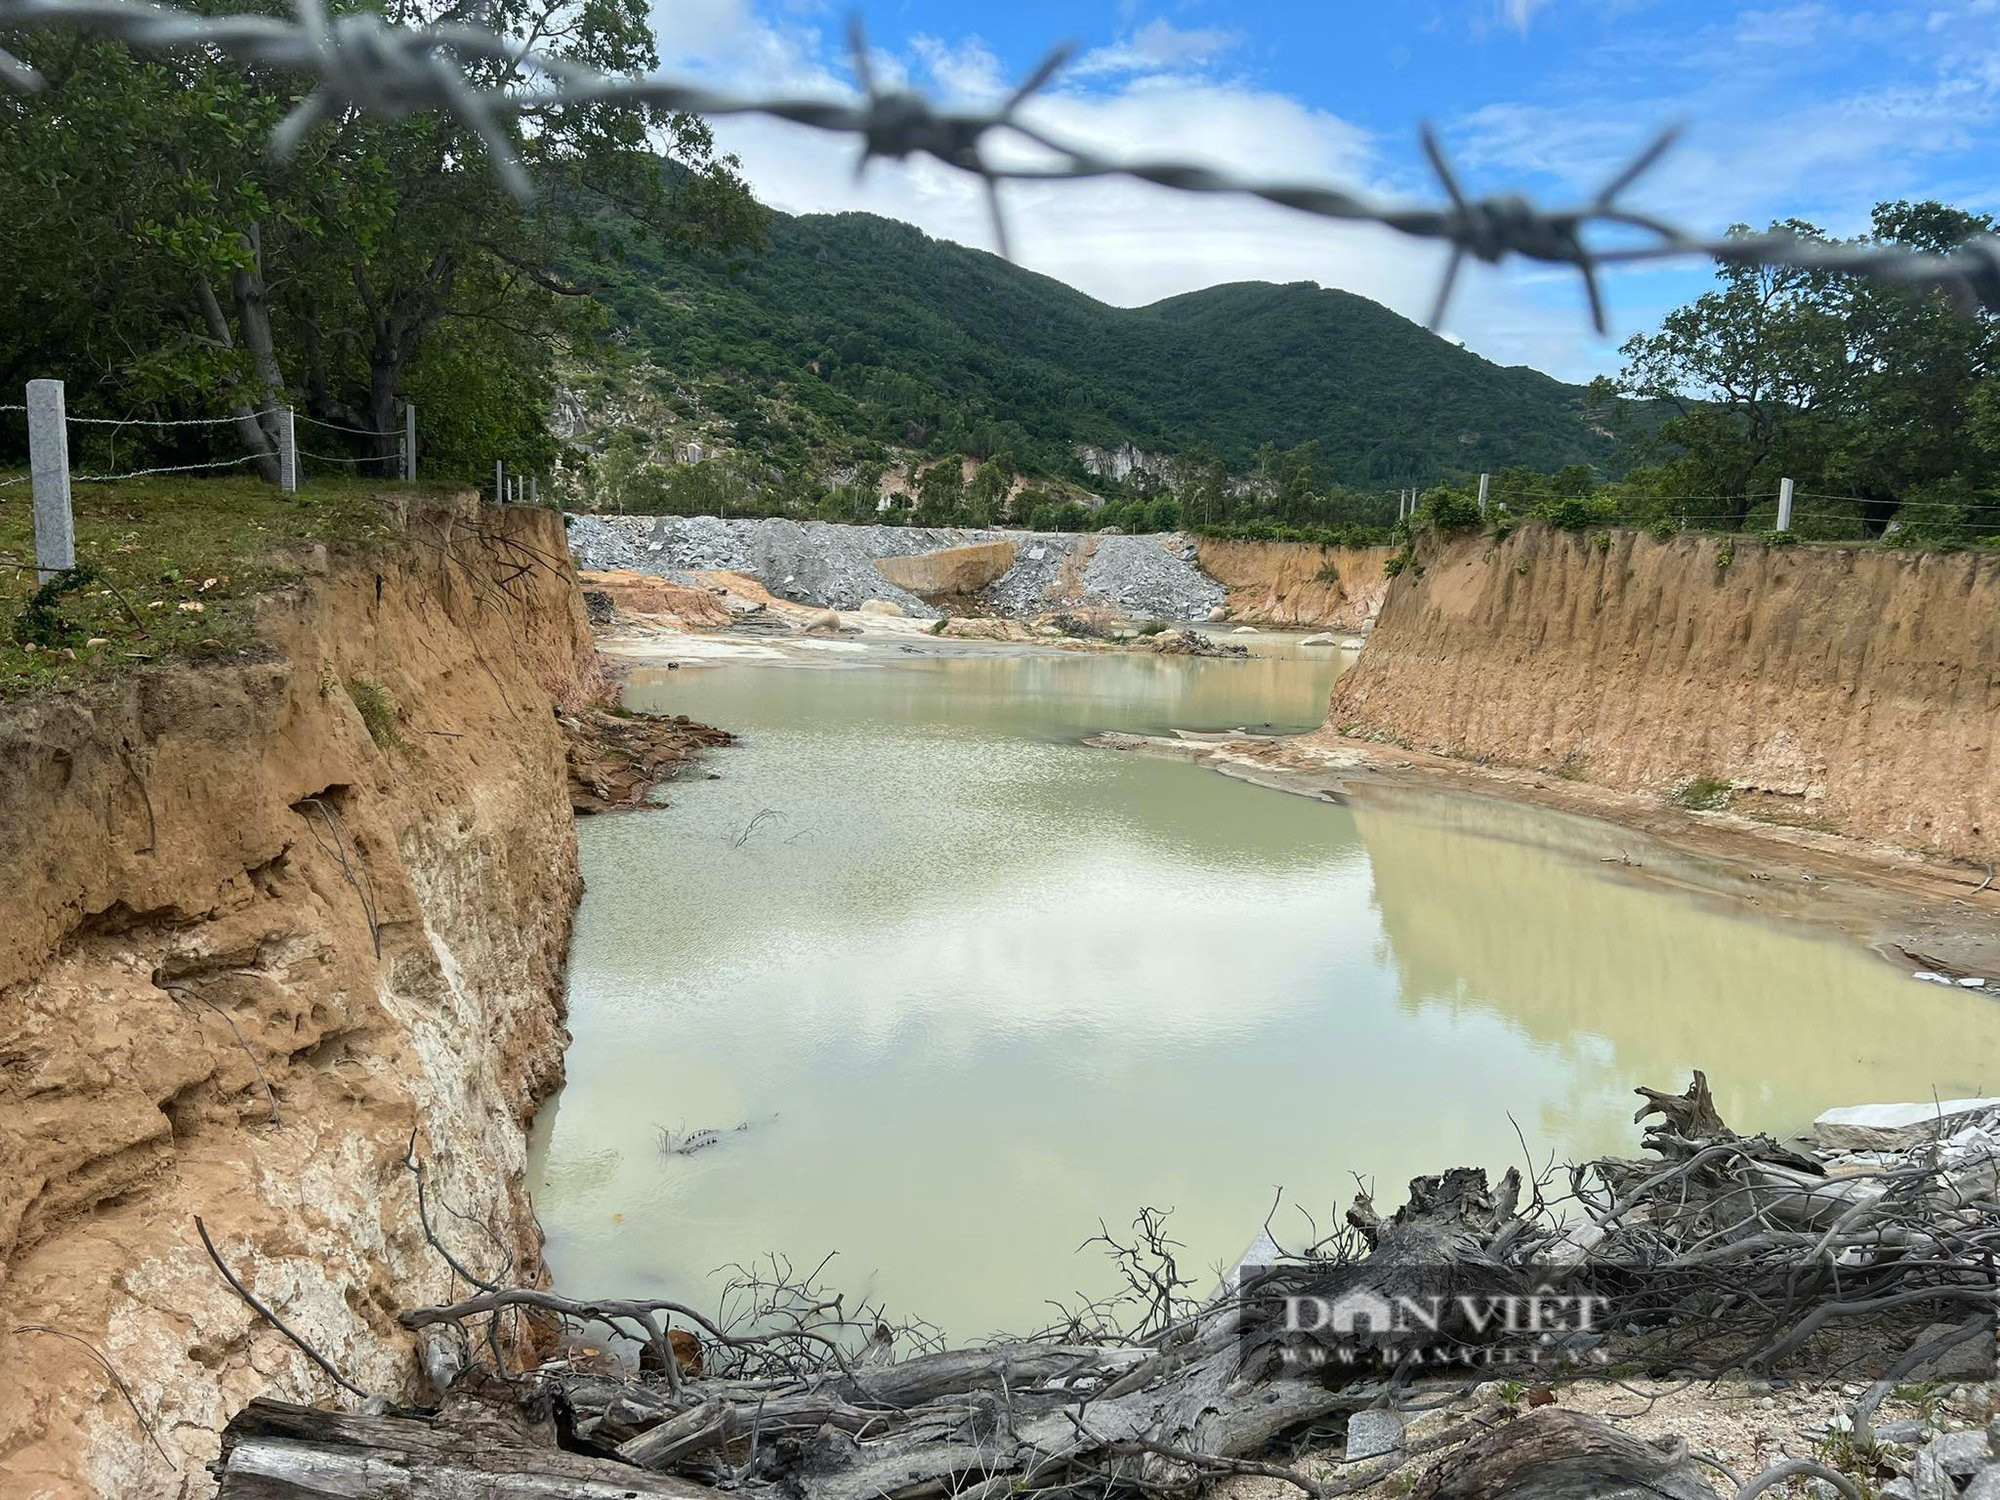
[566,515,1229,622]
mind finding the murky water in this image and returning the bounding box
[530,635,2000,1340]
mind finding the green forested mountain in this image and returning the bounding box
[583,209,1615,489]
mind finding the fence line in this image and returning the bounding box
[11,378,425,578]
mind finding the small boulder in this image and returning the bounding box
[1345,1409,1404,1461]
[1299,632,1339,646]
[1932,1431,1990,1478]
[802,609,842,634]
[1208,605,1229,622]
[857,598,905,617]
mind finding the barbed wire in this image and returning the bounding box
[72,453,262,482]
[294,411,398,435]
[67,409,278,427]
[0,0,1996,333]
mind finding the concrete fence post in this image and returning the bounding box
[494,459,505,506]
[277,406,297,494]
[1776,476,1794,533]
[27,378,74,582]
[402,403,417,482]
[529,476,538,506]
[1477,472,1491,517]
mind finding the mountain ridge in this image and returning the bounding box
[577,202,1617,491]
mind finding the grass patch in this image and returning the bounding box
[1671,775,1734,812]
[0,475,432,700]
[345,676,401,749]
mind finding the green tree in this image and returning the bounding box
[1617,221,1851,525]
[0,0,762,481]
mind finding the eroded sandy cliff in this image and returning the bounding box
[1194,540,1394,630]
[0,497,600,1497]
[1324,527,2000,862]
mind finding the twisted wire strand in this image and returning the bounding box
[67,409,279,426]
[294,411,399,435]
[72,453,262,482]
[0,0,1995,330]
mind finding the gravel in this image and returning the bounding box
[566,516,1230,622]
[1082,533,1224,621]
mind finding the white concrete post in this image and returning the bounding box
[494,459,505,505]
[27,379,74,581]
[1477,472,1491,517]
[1776,476,1794,533]
[277,406,297,493]
[529,475,538,506]
[402,403,417,482]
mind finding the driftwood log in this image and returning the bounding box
[1411,1410,1715,1500]
[212,1395,715,1498]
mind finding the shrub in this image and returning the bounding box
[1671,776,1733,812]
[346,676,401,749]
[1593,532,1612,553]
[10,565,99,649]
[1761,529,1798,548]
[1417,491,1482,534]
[1540,496,1609,531]
[1383,547,1412,578]
[1314,560,1342,586]
[1649,518,1676,543]
[1715,540,1735,571]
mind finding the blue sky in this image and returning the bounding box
[649,0,2000,381]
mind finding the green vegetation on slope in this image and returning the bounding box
[0,477,410,699]
[580,209,1618,488]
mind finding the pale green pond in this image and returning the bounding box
[528,635,1999,1340]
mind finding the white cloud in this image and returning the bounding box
[1501,0,1556,31]
[1074,19,1244,77]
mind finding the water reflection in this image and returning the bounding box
[530,645,1998,1339]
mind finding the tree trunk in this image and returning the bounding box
[194,277,281,486]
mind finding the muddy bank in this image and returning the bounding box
[0,498,610,1497]
[1330,526,2000,864]
[1088,726,2000,983]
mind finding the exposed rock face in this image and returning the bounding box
[1194,540,1396,631]
[579,568,733,628]
[872,541,1018,598]
[1325,526,2000,862]
[0,499,603,1498]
